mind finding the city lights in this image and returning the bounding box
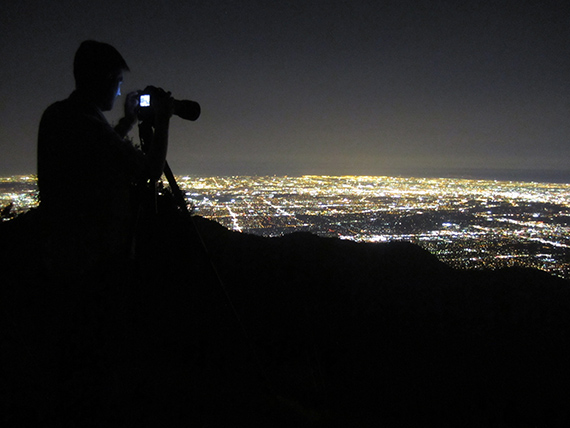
[3,175,570,278]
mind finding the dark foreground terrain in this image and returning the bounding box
[2,202,570,427]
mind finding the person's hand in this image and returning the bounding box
[124,91,141,125]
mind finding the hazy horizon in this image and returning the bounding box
[3,166,570,185]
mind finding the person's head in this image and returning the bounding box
[73,40,129,111]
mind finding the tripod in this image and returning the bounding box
[164,161,191,214]
[137,120,192,214]
[136,117,244,328]
[136,118,277,398]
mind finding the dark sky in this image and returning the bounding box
[1,0,569,180]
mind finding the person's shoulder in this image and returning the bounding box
[41,95,75,121]
[41,92,102,130]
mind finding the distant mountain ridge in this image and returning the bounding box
[1,206,569,426]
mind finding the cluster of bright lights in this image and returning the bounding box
[177,175,570,278]
[3,174,570,277]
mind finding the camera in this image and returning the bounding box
[138,87,200,121]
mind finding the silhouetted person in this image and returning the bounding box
[37,40,173,276]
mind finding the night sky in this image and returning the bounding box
[1,0,569,181]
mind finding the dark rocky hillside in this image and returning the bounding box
[2,204,570,427]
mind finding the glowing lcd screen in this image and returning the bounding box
[140,94,150,107]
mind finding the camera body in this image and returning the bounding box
[138,87,200,122]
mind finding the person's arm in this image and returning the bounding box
[114,91,139,138]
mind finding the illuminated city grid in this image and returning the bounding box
[0,176,38,216]
[2,175,570,279]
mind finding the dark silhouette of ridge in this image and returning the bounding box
[1,202,569,427]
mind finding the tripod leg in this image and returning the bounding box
[163,161,190,214]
